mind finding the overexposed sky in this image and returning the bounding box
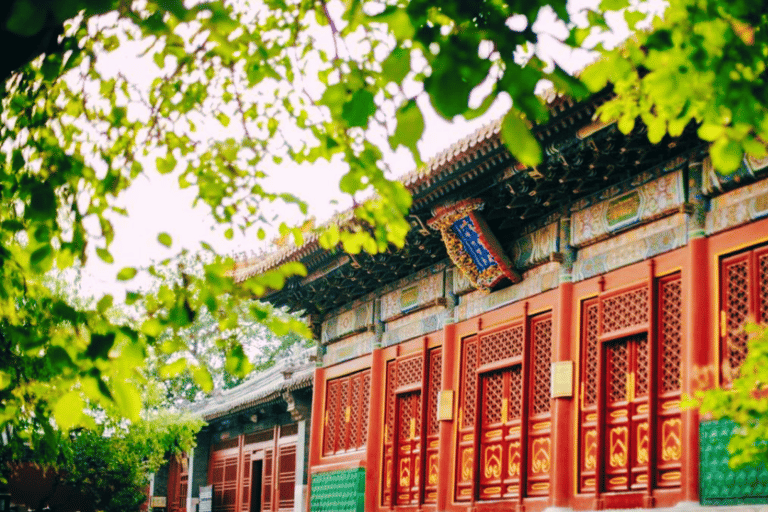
[75,0,650,298]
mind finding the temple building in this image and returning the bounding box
[233,88,768,512]
[166,88,768,512]
[151,349,314,512]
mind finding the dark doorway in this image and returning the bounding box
[250,460,263,512]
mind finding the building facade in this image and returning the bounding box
[234,93,768,511]
[153,350,314,512]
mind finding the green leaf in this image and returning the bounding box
[624,10,646,30]
[112,380,142,421]
[381,48,410,84]
[86,333,116,360]
[645,115,666,144]
[342,89,376,128]
[160,358,187,378]
[0,371,11,390]
[141,318,165,338]
[117,267,138,281]
[389,100,424,161]
[48,346,74,369]
[500,110,542,167]
[216,112,230,127]
[158,232,173,247]
[169,299,195,327]
[159,0,189,19]
[580,59,611,92]
[29,244,53,270]
[699,123,725,141]
[156,154,178,174]
[97,294,113,314]
[743,138,768,159]
[57,248,75,269]
[225,344,253,377]
[6,0,45,37]
[53,391,85,430]
[618,113,636,134]
[96,247,114,264]
[191,366,214,393]
[600,0,630,10]
[710,138,744,173]
[372,8,415,41]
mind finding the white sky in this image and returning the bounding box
[74,0,651,298]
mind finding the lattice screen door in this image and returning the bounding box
[478,366,523,499]
[603,335,650,492]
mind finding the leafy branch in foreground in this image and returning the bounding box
[0,0,766,457]
[688,324,768,468]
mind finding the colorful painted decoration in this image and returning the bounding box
[428,198,520,291]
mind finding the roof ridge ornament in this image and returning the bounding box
[427,198,520,292]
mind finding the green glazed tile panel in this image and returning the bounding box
[310,467,366,512]
[700,419,768,505]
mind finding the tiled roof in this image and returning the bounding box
[192,350,315,421]
[230,90,574,281]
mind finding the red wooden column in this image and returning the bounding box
[549,279,574,508]
[681,234,709,502]
[307,365,325,470]
[680,160,709,503]
[437,319,458,511]
[366,346,386,511]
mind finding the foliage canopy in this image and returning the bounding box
[0,0,766,459]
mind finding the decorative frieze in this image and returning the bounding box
[323,331,374,366]
[380,270,444,322]
[703,155,766,196]
[321,302,374,344]
[455,261,561,322]
[511,222,559,270]
[573,213,688,282]
[382,307,445,347]
[571,171,685,248]
[706,176,768,235]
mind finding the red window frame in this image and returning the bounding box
[454,312,553,504]
[719,244,768,382]
[322,369,371,456]
[577,274,683,500]
[381,347,442,507]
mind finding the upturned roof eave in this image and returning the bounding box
[231,89,605,282]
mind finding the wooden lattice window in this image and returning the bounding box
[168,453,188,512]
[657,273,683,487]
[720,245,768,381]
[277,444,297,510]
[263,448,273,511]
[455,313,553,502]
[322,369,371,456]
[424,348,442,504]
[578,275,683,495]
[210,442,239,512]
[381,348,442,507]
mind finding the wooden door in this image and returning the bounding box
[478,366,523,500]
[603,335,650,492]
